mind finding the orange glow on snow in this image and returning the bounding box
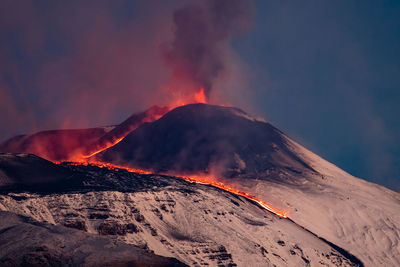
[61,160,289,218]
[179,174,289,218]
[53,90,289,219]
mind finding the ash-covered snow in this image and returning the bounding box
[0,163,358,266]
[223,135,400,266]
[0,211,186,266]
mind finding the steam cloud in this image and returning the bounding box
[163,0,254,100]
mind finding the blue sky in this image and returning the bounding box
[235,1,400,190]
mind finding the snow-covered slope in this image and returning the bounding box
[0,211,186,266]
[221,136,400,266]
[95,104,400,266]
[0,163,359,266]
[286,138,400,266]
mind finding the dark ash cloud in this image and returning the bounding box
[0,0,254,142]
[162,0,254,100]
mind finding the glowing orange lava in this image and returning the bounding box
[83,137,124,158]
[194,87,207,103]
[178,174,289,218]
[170,87,208,109]
[61,160,289,218]
[66,160,153,175]
[55,91,288,219]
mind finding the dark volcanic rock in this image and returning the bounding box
[0,157,188,195]
[0,153,73,187]
[97,222,139,236]
[63,220,87,231]
[96,104,313,178]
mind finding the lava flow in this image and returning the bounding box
[56,90,289,219]
[179,174,289,218]
[194,87,207,103]
[63,160,289,218]
[82,137,125,158]
[74,88,208,162]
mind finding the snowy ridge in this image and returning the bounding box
[240,135,400,266]
[0,163,359,266]
[1,103,399,266]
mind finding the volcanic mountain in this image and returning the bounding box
[95,104,314,179]
[1,103,400,266]
[0,153,361,266]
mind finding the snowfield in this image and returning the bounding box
[0,211,185,266]
[0,162,359,266]
[230,137,400,266]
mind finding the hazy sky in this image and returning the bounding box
[0,1,399,190]
[235,1,400,191]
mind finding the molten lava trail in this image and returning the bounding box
[83,137,125,158]
[58,93,289,218]
[62,160,289,218]
[176,174,289,218]
[59,161,365,266]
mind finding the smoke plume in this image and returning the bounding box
[0,0,253,142]
[163,0,254,101]
[0,1,176,142]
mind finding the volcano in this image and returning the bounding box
[95,104,314,179]
[1,103,400,266]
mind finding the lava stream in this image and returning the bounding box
[58,92,289,218]
[68,88,209,163]
[62,160,289,218]
[83,137,125,158]
[178,174,289,218]
[194,87,207,103]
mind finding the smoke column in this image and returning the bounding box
[163,0,254,101]
[0,1,253,142]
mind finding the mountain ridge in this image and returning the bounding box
[95,103,315,180]
[1,103,399,266]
